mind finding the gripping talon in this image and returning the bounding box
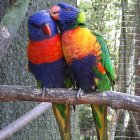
[42,87,48,97]
[77,88,84,98]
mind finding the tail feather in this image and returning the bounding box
[91,105,107,140]
[52,103,71,140]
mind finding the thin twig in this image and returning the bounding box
[0,102,52,140]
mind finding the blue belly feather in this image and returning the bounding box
[69,55,97,91]
[28,58,67,88]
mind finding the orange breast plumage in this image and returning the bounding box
[27,34,63,64]
[62,27,102,64]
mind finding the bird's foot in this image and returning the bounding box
[42,87,53,97]
[42,87,49,97]
[75,88,84,105]
[68,87,75,90]
[76,88,84,98]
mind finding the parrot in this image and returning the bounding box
[26,10,72,140]
[49,3,115,140]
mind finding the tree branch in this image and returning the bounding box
[0,85,140,112]
[0,0,30,62]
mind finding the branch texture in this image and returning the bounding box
[0,85,140,112]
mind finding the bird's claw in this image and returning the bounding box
[42,87,48,97]
[76,88,84,98]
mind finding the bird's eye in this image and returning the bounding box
[52,11,59,14]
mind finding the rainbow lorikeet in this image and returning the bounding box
[50,3,115,140]
[27,10,72,140]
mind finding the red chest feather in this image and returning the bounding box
[27,35,63,64]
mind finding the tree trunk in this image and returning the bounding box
[114,0,127,138]
[0,0,30,63]
[133,0,140,138]
[123,0,140,139]
[115,0,136,138]
[0,0,79,140]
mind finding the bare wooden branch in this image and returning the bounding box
[0,102,52,140]
[0,0,30,62]
[0,85,140,112]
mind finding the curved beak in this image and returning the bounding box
[49,5,60,20]
[42,24,51,37]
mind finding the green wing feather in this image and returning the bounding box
[91,105,107,140]
[92,31,115,91]
[91,32,115,140]
[52,104,71,140]
[94,32,115,81]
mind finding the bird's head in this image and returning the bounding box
[49,2,86,32]
[28,10,58,41]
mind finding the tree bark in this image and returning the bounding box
[132,0,140,138]
[0,85,140,112]
[109,110,119,140]
[130,112,140,138]
[0,0,30,62]
[0,1,79,139]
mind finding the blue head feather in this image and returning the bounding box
[56,3,80,32]
[57,2,79,11]
[28,10,58,41]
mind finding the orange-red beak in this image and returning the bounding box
[49,5,60,20]
[43,24,51,37]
